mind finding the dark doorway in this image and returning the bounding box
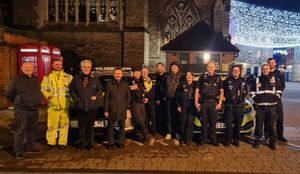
[61,49,81,76]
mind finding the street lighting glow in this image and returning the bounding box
[203,53,210,64]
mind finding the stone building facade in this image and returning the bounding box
[10,0,230,70]
[0,0,230,108]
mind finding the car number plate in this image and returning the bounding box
[216,123,226,129]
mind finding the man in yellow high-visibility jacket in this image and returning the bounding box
[41,58,73,149]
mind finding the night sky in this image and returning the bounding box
[238,0,300,13]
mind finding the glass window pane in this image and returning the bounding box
[210,54,220,70]
[48,0,56,21]
[99,0,107,22]
[90,0,97,22]
[79,0,86,22]
[58,0,66,21]
[68,0,76,22]
[196,54,203,64]
[180,53,189,64]
[109,0,118,21]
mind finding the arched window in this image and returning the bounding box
[47,0,119,24]
[161,0,200,43]
[68,0,76,22]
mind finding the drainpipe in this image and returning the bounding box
[121,0,126,67]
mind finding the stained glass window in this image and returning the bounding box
[58,0,66,21]
[109,0,117,21]
[163,0,199,43]
[79,0,86,22]
[90,0,97,22]
[48,0,55,21]
[99,0,107,22]
[48,0,118,24]
[68,0,76,22]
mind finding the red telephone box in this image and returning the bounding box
[50,46,62,61]
[18,44,52,81]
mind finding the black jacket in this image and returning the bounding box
[270,70,285,91]
[250,74,280,106]
[161,72,182,99]
[104,79,131,120]
[5,74,43,110]
[152,73,163,101]
[196,73,223,101]
[143,77,156,102]
[129,77,147,103]
[176,81,196,108]
[69,73,103,112]
[223,76,248,105]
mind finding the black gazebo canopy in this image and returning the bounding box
[161,22,239,53]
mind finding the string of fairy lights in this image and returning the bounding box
[230,0,300,48]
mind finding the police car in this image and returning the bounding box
[69,67,135,132]
[193,73,255,134]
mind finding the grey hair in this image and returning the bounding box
[80,59,92,66]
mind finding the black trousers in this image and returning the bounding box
[264,99,284,138]
[107,119,125,145]
[14,107,38,154]
[132,102,148,135]
[255,105,277,144]
[225,104,244,142]
[166,99,179,135]
[145,102,156,134]
[156,100,166,135]
[180,104,195,143]
[199,101,217,143]
[77,109,97,147]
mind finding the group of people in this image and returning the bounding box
[5,57,287,160]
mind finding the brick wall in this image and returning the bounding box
[124,32,148,67]
[38,31,123,67]
[0,45,17,109]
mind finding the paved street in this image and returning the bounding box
[0,82,299,173]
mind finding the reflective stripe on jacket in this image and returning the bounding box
[41,71,73,109]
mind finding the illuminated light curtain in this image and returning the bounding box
[230,0,300,48]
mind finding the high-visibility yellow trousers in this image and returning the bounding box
[46,108,69,146]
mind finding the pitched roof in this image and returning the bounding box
[161,22,239,53]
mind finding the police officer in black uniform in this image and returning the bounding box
[130,68,149,142]
[195,62,224,146]
[176,71,196,145]
[161,62,182,140]
[223,65,248,147]
[250,64,281,150]
[264,58,287,142]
